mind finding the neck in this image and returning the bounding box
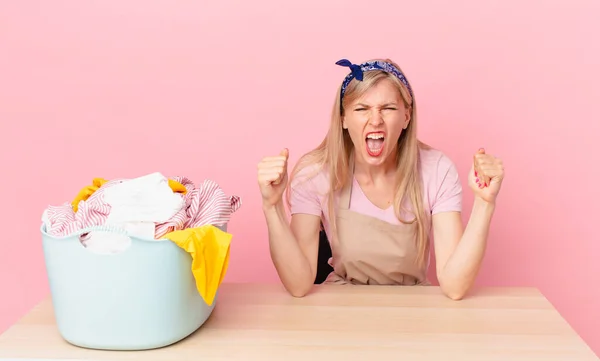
[353,152,397,183]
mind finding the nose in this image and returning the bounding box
[369,109,384,126]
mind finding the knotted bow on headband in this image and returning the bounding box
[335,59,365,82]
[335,58,414,112]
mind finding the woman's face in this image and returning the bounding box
[342,78,411,168]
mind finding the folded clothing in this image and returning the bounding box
[42,172,242,240]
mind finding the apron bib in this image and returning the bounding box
[324,156,429,286]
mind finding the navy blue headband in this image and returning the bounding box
[336,59,414,109]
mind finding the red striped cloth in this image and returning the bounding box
[43,176,241,239]
[155,176,241,237]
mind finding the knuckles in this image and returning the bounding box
[473,153,505,177]
[257,156,288,169]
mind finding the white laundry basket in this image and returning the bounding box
[40,223,226,351]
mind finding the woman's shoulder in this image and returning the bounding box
[418,144,458,171]
[418,144,463,212]
[290,160,330,192]
[418,144,461,188]
[288,160,330,213]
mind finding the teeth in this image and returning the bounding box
[366,133,384,139]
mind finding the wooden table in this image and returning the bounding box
[0,283,597,360]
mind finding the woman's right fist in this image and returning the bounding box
[257,148,289,208]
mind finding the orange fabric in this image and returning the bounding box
[71,178,108,212]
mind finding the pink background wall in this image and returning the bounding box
[1,0,599,354]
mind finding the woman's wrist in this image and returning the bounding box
[471,196,496,218]
[262,200,286,219]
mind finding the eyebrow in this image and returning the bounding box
[354,102,398,107]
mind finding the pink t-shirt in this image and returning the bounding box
[289,147,463,240]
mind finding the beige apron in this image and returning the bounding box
[323,157,430,286]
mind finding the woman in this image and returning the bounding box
[257,58,504,300]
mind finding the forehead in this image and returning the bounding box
[352,78,402,105]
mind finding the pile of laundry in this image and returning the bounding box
[41,172,242,305]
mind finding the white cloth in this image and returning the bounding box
[39,209,151,238]
[108,221,156,240]
[80,230,133,255]
[103,172,184,225]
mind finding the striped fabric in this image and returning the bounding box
[155,176,241,238]
[43,176,241,239]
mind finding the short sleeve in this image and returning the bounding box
[431,155,463,215]
[289,167,322,216]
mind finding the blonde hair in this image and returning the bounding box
[287,58,431,267]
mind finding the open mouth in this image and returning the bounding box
[365,132,385,157]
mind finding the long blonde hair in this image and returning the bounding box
[287,58,431,267]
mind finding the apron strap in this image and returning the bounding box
[339,152,355,210]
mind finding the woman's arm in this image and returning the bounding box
[432,198,495,300]
[258,149,322,297]
[433,148,504,300]
[263,201,321,297]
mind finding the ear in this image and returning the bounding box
[403,107,411,129]
[342,116,348,129]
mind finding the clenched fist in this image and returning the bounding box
[257,148,289,208]
[469,148,505,204]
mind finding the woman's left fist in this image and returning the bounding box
[468,148,504,204]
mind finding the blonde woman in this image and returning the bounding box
[257,58,505,300]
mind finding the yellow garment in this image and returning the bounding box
[168,179,188,194]
[72,178,108,212]
[72,178,188,212]
[163,225,231,306]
